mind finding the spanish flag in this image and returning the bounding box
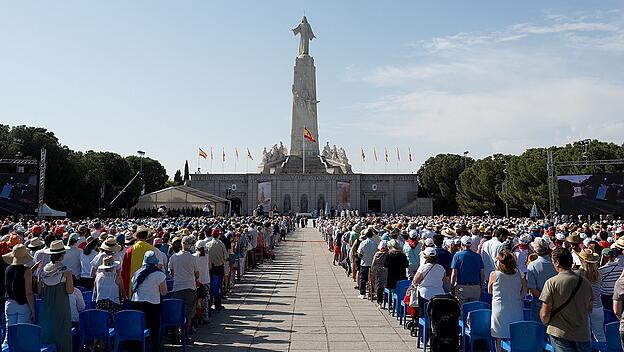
[361,147,365,162]
[199,148,208,159]
[303,127,316,142]
[121,240,157,297]
[247,148,253,160]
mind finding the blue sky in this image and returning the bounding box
[1,1,623,177]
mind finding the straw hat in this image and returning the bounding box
[6,234,21,248]
[565,232,582,244]
[615,237,624,250]
[441,228,456,238]
[578,248,599,264]
[100,237,121,253]
[3,244,34,265]
[388,239,402,251]
[530,237,550,255]
[43,240,70,255]
[97,255,120,270]
[27,237,44,249]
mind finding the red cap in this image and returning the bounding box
[54,226,64,235]
[32,225,42,236]
[211,228,220,238]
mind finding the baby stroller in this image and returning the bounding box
[426,294,461,352]
[403,286,419,337]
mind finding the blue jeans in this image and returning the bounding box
[3,299,32,345]
[549,335,591,352]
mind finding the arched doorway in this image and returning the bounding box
[230,197,242,216]
[283,194,291,214]
[300,194,308,213]
[317,195,325,213]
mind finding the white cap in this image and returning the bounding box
[195,239,208,249]
[424,238,434,247]
[555,233,566,241]
[519,233,531,244]
[460,235,472,246]
[423,247,437,257]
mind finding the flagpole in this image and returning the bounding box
[302,131,306,174]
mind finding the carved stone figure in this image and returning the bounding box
[292,16,315,56]
[322,142,331,158]
[262,147,269,163]
[331,145,339,160]
[338,148,348,164]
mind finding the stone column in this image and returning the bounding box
[290,54,320,158]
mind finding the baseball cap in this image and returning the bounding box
[460,235,472,246]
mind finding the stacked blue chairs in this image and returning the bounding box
[166,279,174,292]
[416,302,429,352]
[522,308,532,321]
[459,301,490,350]
[391,280,410,318]
[111,310,150,352]
[78,309,113,351]
[4,323,57,352]
[464,309,494,352]
[592,322,623,352]
[160,299,187,351]
[82,291,94,310]
[501,321,546,352]
[480,292,492,305]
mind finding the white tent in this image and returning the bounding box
[37,203,67,217]
[133,185,230,216]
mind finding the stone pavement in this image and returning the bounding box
[165,226,419,351]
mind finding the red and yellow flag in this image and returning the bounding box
[199,148,208,159]
[303,127,316,143]
[247,148,253,160]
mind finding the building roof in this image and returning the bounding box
[134,185,229,210]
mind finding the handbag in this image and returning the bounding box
[548,274,583,323]
[410,264,435,316]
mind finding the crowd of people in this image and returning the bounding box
[0,215,297,352]
[317,215,624,352]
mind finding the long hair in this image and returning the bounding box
[496,249,517,275]
[580,258,601,283]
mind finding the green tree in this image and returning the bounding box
[173,170,183,185]
[126,156,168,194]
[457,154,514,215]
[417,153,473,214]
[183,160,190,182]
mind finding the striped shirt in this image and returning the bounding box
[599,261,623,295]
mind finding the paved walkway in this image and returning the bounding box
[167,226,418,351]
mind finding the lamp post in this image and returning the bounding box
[137,150,146,195]
[502,168,509,218]
[463,150,469,169]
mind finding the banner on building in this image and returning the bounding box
[337,181,351,210]
[257,181,272,210]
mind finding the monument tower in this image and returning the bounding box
[290,16,320,158]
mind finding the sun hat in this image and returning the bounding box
[388,239,402,251]
[578,248,599,263]
[43,240,70,255]
[565,232,582,244]
[424,238,434,247]
[27,237,44,249]
[381,234,391,241]
[352,224,362,233]
[530,237,549,254]
[3,244,34,265]
[181,235,194,247]
[460,235,472,246]
[615,237,624,250]
[441,228,456,238]
[143,250,159,266]
[68,233,79,243]
[97,255,120,270]
[519,233,532,245]
[602,248,615,257]
[423,247,437,257]
[100,237,121,253]
[377,240,388,250]
[408,230,419,239]
[583,238,591,248]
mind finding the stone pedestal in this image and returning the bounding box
[290,54,319,158]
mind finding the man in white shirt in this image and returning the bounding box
[62,233,83,280]
[357,230,378,299]
[169,236,199,335]
[480,228,508,280]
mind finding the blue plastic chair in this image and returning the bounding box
[112,310,150,352]
[592,321,623,352]
[5,323,57,352]
[459,301,491,352]
[383,287,394,314]
[160,299,187,350]
[416,302,430,352]
[79,309,113,351]
[480,292,493,305]
[464,309,494,352]
[501,321,546,352]
[82,291,94,310]
[392,279,410,318]
[605,309,619,328]
[34,298,42,324]
[166,279,174,292]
